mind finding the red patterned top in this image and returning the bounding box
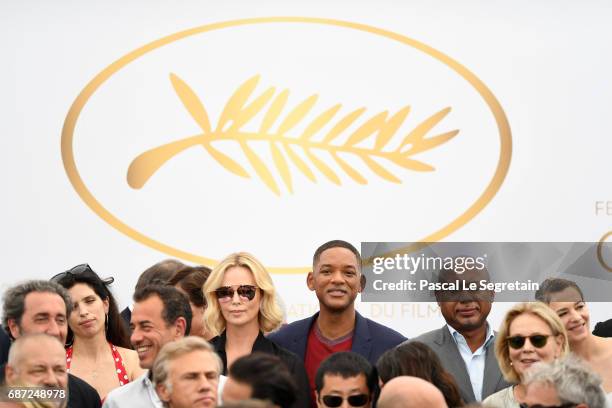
[66,342,130,386]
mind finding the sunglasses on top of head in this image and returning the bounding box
[507,334,551,349]
[321,394,369,408]
[214,285,258,302]
[50,263,114,285]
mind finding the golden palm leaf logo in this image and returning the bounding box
[127,73,459,195]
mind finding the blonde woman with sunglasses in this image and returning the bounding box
[203,252,310,408]
[482,302,569,408]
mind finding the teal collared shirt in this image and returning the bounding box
[447,323,495,401]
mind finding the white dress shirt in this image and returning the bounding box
[447,323,495,401]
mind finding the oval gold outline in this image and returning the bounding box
[61,17,512,274]
[597,231,612,273]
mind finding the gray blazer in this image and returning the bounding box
[412,325,511,404]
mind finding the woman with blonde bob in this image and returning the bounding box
[483,302,569,408]
[203,252,310,408]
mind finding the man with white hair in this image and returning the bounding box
[522,356,606,408]
[377,376,448,408]
[153,336,222,408]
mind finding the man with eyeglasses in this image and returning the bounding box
[103,285,192,408]
[314,352,375,408]
[521,356,606,408]
[1,280,101,407]
[411,264,509,403]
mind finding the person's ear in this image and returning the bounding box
[103,298,110,315]
[314,390,323,408]
[5,365,17,384]
[359,274,366,292]
[7,319,20,340]
[156,382,171,403]
[307,271,315,291]
[174,317,187,338]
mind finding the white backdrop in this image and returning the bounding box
[1,0,611,337]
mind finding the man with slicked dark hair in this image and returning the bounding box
[104,285,192,408]
[223,352,297,408]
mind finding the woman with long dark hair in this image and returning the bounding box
[377,341,464,407]
[53,264,144,400]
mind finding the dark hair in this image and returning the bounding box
[55,266,131,349]
[312,240,361,269]
[376,341,464,407]
[167,266,211,307]
[229,352,297,408]
[315,351,376,394]
[135,259,186,291]
[133,285,192,336]
[219,400,275,408]
[2,281,73,340]
[535,278,584,303]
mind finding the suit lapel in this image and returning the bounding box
[351,312,372,360]
[482,337,503,397]
[437,326,476,403]
[292,313,318,359]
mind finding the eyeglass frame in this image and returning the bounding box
[214,284,259,302]
[506,334,552,349]
[519,402,577,408]
[50,263,114,285]
[320,394,370,408]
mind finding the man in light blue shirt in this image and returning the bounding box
[413,264,510,404]
[104,285,192,408]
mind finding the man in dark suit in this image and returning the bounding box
[268,240,406,403]
[413,264,509,404]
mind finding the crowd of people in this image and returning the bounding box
[0,240,611,408]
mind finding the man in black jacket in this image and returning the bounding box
[1,280,101,408]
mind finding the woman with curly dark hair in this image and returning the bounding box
[377,341,464,407]
[53,264,144,401]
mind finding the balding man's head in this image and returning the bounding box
[5,333,68,389]
[378,376,448,408]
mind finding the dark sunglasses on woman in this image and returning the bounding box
[507,334,551,349]
[214,285,258,302]
[51,263,114,285]
[321,394,369,408]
